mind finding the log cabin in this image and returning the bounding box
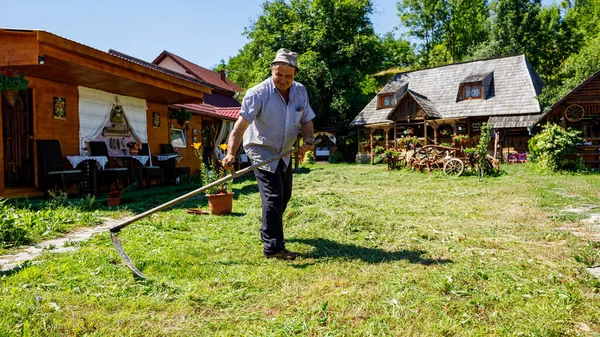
[350,54,544,162]
[535,71,600,168]
[0,28,219,197]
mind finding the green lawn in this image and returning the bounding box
[1,164,600,336]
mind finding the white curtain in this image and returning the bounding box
[118,94,148,143]
[78,87,148,155]
[214,121,234,160]
[78,87,113,155]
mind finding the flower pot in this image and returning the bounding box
[106,197,120,207]
[206,193,233,215]
[2,90,18,107]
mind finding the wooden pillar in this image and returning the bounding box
[424,120,429,145]
[370,128,374,165]
[493,129,499,159]
[357,126,361,154]
[433,124,439,144]
[393,124,397,150]
[384,126,390,148]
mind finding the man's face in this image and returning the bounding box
[271,63,296,93]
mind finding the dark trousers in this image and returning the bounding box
[254,160,293,254]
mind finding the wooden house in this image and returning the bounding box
[536,71,600,168]
[109,50,242,168]
[0,28,213,197]
[350,55,544,161]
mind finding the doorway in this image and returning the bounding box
[2,89,34,188]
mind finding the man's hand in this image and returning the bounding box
[300,138,314,152]
[222,154,236,170]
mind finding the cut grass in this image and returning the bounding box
[1,163,600,336]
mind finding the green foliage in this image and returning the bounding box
[397,0,489,65]
[327,151,344,164]
[1,165,600,335]
[226,0,383,128]
[305,150,316,164]
[476,122,493,179]
[169,109,192,122]
[201,165,232,195]
[0,199,30,247]
[527,123,584,171]
[372,145,385,155]
[0,69,29,91]
[0,198,103,248]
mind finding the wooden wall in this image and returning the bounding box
[0,76,217,197]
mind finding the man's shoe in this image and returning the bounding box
[264,249,300,260]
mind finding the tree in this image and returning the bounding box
[226,0,384,130]
[396,0,488,65]
[380,32,415,69]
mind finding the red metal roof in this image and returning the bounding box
[174,103,239,121]
[153,51,243,93]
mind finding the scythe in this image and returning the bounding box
[109,139,320,278]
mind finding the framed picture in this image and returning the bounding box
[53,97,66,120]
[152,112,160,128]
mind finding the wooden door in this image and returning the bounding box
[2,89,34,188]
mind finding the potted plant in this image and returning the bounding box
[0,68,29,107]
[107,189,122,207]
[169,109,192,127]
[201,165,233,215]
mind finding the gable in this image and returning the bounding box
[156,56,188,76]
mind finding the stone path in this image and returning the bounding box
[0,217,120,272]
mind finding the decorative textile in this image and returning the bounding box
[157,154,181,162]
[114,155,149,166]
[66,156,108,170]
[118,94,148,143]
[215,121,234,160]
[78,87,113,154]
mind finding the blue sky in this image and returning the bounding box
[4,0,555,70]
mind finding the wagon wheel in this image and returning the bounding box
[564,104,585,122]
[443,157,464,176]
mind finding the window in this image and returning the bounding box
[459,83,482,101]
[379,94,395,108]
[171,128,187,148]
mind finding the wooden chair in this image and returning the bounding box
[138,143,162,187]
[159,143,191,184]
[36,139,83,194]
[88,141,129,190]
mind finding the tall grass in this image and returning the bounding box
[1,163,599,336]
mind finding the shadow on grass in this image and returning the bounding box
[289,238,453,266]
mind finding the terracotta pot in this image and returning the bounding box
[2,90,18,107]
[206,193,233,215]
[106,197,120,207]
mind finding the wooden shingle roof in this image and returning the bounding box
[351,54,543,126]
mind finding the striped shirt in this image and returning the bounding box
[240,77,315,172]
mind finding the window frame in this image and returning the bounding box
[379,94,395,108]
[459,82,483,101]
[171,128,187,148]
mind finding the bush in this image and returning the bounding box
[356,153,370,164]
[304,150,316,164]
[328,151,344,163]
[373,146,385,155]
[528,123,584,171]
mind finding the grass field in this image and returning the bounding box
[1,163,600,336]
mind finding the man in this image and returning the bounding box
[222,48,315,260]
